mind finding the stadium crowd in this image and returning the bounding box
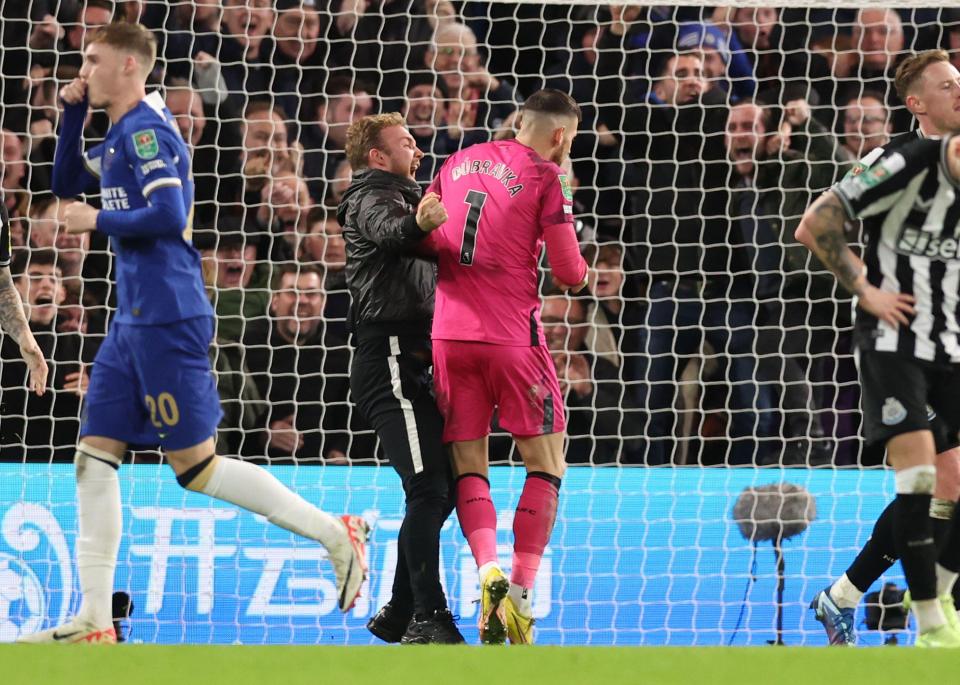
[0,1,957,466]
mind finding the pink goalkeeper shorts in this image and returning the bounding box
[432,339,565,443]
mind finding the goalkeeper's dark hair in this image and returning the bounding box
[87,21,157,74]
[895,49,951,102]
[522,89,582,124]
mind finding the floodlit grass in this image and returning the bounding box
[2,645,957,685]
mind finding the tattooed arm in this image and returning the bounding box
[796,192,865,294]
[796,191,915,328]
[0,266,48,395]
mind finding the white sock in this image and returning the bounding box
[478,561,499,581]
[509,582,532,616]
[75,454,121,628]
[936,563,959,597]
[828,573,864,610]
[914,598,947,632]
[198,457,343,549]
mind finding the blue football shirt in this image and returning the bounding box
[63,91,213,325]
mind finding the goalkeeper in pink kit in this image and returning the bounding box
[424,90,587,644]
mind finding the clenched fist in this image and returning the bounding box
[64,203,99,234]
[416,192,447,232]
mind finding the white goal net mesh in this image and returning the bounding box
[0,1,950,645]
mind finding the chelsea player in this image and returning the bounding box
[18,23,369,644]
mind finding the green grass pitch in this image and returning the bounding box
[2,645,958,685]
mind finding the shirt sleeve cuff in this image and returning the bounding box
[832,188,857,221]
[401,213,424,241]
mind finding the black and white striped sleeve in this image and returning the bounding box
[834,150,914,220]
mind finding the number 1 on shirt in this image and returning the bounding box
[459,189,488,266]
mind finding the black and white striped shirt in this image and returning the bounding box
[835,135,960,363]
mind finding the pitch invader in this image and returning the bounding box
[798,50,960,646]
[423,90,588,644]
[798,103,960,646]
[17,24,368,645]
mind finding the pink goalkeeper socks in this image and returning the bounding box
[511,473,560,589]
[456,474,499,568]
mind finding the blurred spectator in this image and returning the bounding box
[303,76,375,203]
[595,46,768,464]
[57,290,98,344]
[28,0,113,73]
[209,333,268,459]
[425,21,520,146]
[238,101,296,227]
[243,264,361,463]
[253,158,313,263]
[269,0,328,123]
[342,0,456,98]
[299,205,349,340]
[326,158,353,207]
[25,66,85,193]
[854,7,905,76]
[195,222,270,344]
[0,249,88,460]
[193,224,270,457]
[26,69,62,141]
[713,6,813,105]
[780,94,853,167]
[675,22,755,101]
[541,293,640,464]
[166,77,242,224]
[581,242,643,378]
[241,101,293,173]
[724,100,847,464]
[2,130,26,197]
[218,0,275,113]
[943,10,960,74]
[166,78,206,148]
[840,92,892,160]
[401,73,456,182]
[27,197,89,297]
[828,9,910,132]
[158,0,226,106]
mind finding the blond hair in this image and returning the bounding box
[895,49,950,102]
[345,113,405,170]
[88,22,157,74]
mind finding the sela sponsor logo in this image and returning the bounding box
[895,225,960,261]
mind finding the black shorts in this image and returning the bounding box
[859,350,960,450]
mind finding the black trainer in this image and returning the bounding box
[400,609,465,644]
[367,602,413,644]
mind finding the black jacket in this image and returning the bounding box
[338,169,435,339]
[0,319,86,461]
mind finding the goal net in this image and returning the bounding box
[0,0,947,645]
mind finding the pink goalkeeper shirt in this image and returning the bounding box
[425,139,587,347]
